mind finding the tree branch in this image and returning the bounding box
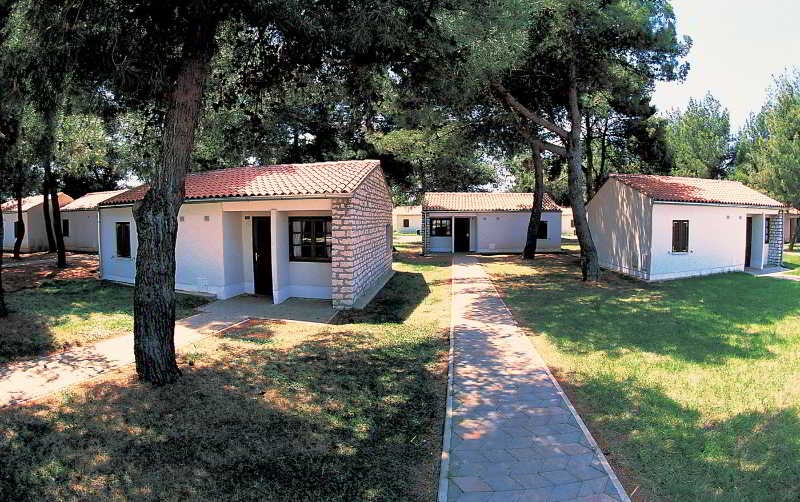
[490,80,569,140]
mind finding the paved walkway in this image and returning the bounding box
[0,296,336,407]
[440,255,629,502]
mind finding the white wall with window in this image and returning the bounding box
[425,211,561,253]
[60,210,101,252]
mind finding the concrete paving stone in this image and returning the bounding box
[452,476,493,493]
[578,478,611,497]
[482,474,525,492]
[567,464,611,482]
[481,449,519,463]
[541,469,579,485]
[440,256,628,502]
[549,481,583,501]
[576,494,619,502]
[509,473,554,489]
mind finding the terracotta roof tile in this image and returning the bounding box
[61,190,127,211]
[102,160,381,206]
[423,192,561,212]
[611,174,785,208]
[1,193,72,212]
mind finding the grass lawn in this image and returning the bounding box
[0,280,209,363]
[783,249,800,276]
[481,253,800,501]
[0,241,451,500]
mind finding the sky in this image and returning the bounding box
[652,0,800,130]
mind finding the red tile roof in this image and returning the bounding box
[423,192,561,212]
[1,193,72,212]
[61,190,127,211]
[611,174,785,208]
[102,160,381,206]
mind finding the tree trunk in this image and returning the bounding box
[39,106,67,267]
[566,62,600,281]
[0,177,7,318]
[41,185,56,252]
[39,105,59,254]
[13,186,24,259]
[50,187,67,268]
[596,116,609,192]
[132,20,218,385]
[790,219,799,251]
[584,114,594,199]
[523,145,545,260]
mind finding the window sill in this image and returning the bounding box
[289,258,332,264]
[669,251,690,255]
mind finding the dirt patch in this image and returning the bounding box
[218,318,288,344]
[2,255,99,292]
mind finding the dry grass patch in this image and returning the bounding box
[0,280,208,363]
[0,243,451,501]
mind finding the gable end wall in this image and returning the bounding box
[331,167,393,308]
[587,179,653,279]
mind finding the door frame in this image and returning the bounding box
[252,216,273,296]
[745,216,752,268]
[453,217,471,253]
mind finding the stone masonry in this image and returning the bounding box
[768,213,784,266]
[331,166,393,309]
[421,210,431,255]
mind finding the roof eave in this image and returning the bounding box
[653,200,785,210]
[100,192,352,208]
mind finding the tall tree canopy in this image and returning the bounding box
[29,0,467,384]
[666,92,734,179]
[735,69,800,244]
[503,0,688,275]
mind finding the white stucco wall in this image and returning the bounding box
[227,199,334,303]
[100,203,230,298]
[425,211,561,253]
[648,204,780,280]
[394,213,421,233]
[587,180,653,279]
[27,205,51,251]
[61,210,99,252]
[2,212,30,251]
[99,198,340,302]
[99,206,138,282]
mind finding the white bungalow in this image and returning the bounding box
[392,205,422,234]
[587,174,786,281]
[1,193,73,252]
[59,190,127,252]
[98,160,394,309]
[422,192,562,254]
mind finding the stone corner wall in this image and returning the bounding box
[768,214,784,266]
[330,168,393,309]
[421,210,430,255]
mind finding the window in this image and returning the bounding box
[765,217,771,244]
[570,219,575,228]
[672,220,689,253]
[289,217,332,262]
[430,218,451,237]
[536,221,549,239]
[62,219,70,237]
[116,222,131,258]
[403,218,410,228]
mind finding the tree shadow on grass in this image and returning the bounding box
[484,254,800,365]
[0,280,207,363]
[0,331,447,501]
[559,372,800,501]
[334,271,432,324]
